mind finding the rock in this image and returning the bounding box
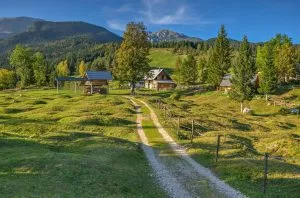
[243,107,252,114]
[290,108,299,114]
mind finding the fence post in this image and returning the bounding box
[263,153,269,194]
[191,120,194,143]
[177,117,180,136]
[158,100,161,109]
[164,106,166,118]
[215,135,221,163]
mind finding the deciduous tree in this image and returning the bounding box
[33,52,47,86]
[9,45,34,87]
[114,22,150,94]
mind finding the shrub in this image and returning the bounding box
[170,91,181,100]
[279,107,290,115]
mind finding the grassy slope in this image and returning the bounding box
[141,89,300,198]
[149,48,186,70]
[0,89,165,197]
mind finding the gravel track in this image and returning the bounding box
[137,99,245,198]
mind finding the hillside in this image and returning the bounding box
[149,48,186,70]
[0,17,42,39]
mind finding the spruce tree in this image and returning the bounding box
[256,43,277,100]
[207,25,231,87]
[230,36,255,112]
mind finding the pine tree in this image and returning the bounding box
[207,25,231,87]
[114,22,150,94]
[256,43,277,100]
[182,55,198,85]
[230,36,256,112]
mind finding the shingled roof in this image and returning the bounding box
[85,71,112,80]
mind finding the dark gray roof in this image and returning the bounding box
[56,77,85,81]
[219,74,258,87]
[86,71,112,80]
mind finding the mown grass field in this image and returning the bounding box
[0,89,165,197]
[141,88,300,197]
[149,48,186,70]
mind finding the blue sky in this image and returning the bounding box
[1,0,299,43]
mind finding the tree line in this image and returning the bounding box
[0,42,118,88]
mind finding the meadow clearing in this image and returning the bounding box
[0,89,165,197]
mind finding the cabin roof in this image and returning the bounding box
[219,74,258,87]
[145,69,164,80]
[85,71,112,80]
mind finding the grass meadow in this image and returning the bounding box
[0,89,165,197]
[140,88,300,197]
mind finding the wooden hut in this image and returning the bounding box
[81,71,112,94]
[144,69,176,90]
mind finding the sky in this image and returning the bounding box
[0,0,299,43]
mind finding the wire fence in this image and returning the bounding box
[149,97,300,195]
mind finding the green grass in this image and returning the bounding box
[149,48,186,70]
[142,89,300,197]
[0,89,165,197]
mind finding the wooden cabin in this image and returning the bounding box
[81,71,112,94]
[145,69,176,90]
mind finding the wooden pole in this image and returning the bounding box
[164,106,166,118]
[56,80,59,94]
[74,82,77,93]
[191,120,194,143]
[263,153,269,194]
[177,117,180,136]
[215,135,221,163]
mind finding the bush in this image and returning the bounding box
[279,107,290,115]
[170,91,181,100]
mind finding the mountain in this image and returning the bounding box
[0,17,43,39]
[0,20,122,67]
[0,20,122,48]
[149,30,202,43]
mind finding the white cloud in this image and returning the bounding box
[141,0,212,25]
[107,20,126,31]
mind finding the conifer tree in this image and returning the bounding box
[230,36,255,112]
[207,25,231,87]
[114,22,150,94]
[256,43,277,100]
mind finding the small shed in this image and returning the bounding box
[144,69,176,90]
[81,71,112,94]
[219,73,259,93]
[55,71,112,94]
